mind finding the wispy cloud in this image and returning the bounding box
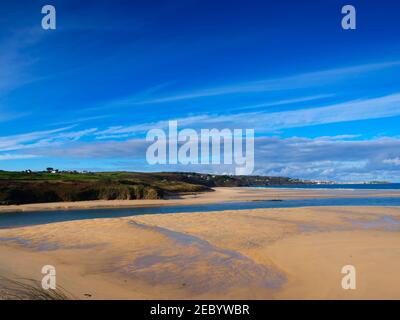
[231,94,334,111]
[0,27,45,94]
[0,127,97,152]
[0,27,47,124]
[31,138,148,159]
[93,93,400,138]
[383,158,400,166]
[0,154,39,161]
[93,115,207,139]
[80,82,174,113]
[242,93,400,132]
[49,115,111,127]
[0,110,30,123]
[126,60,400,105]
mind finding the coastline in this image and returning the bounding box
[1,205,400,299]
[1,187,400,214]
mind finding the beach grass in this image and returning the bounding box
[0,276,72,300]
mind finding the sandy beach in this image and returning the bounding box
[1,187,400,299]
[1,187,400,213]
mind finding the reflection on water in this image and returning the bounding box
[124,221,287,293]
[1,197,400,228]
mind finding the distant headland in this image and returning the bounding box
[0,169,391,205]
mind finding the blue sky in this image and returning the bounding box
[1,0,400,181]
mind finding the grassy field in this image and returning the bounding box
[0,171,305,205]
[0,171,211,205]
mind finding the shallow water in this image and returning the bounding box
[126,221,287,292]
[1,197,400,228]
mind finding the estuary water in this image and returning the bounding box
[1,196,400,228]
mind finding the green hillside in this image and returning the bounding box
[0,171,307,205]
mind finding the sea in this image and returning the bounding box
[252,183,400,190]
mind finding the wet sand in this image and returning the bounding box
[1,187,400,213]
[1,205,400,299]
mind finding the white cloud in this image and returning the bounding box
[24,134,400,182]
[383,158,400,166]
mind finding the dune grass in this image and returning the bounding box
[0,276,72,300]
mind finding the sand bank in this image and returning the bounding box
[1,205,400,299]
[1,187,400,213]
